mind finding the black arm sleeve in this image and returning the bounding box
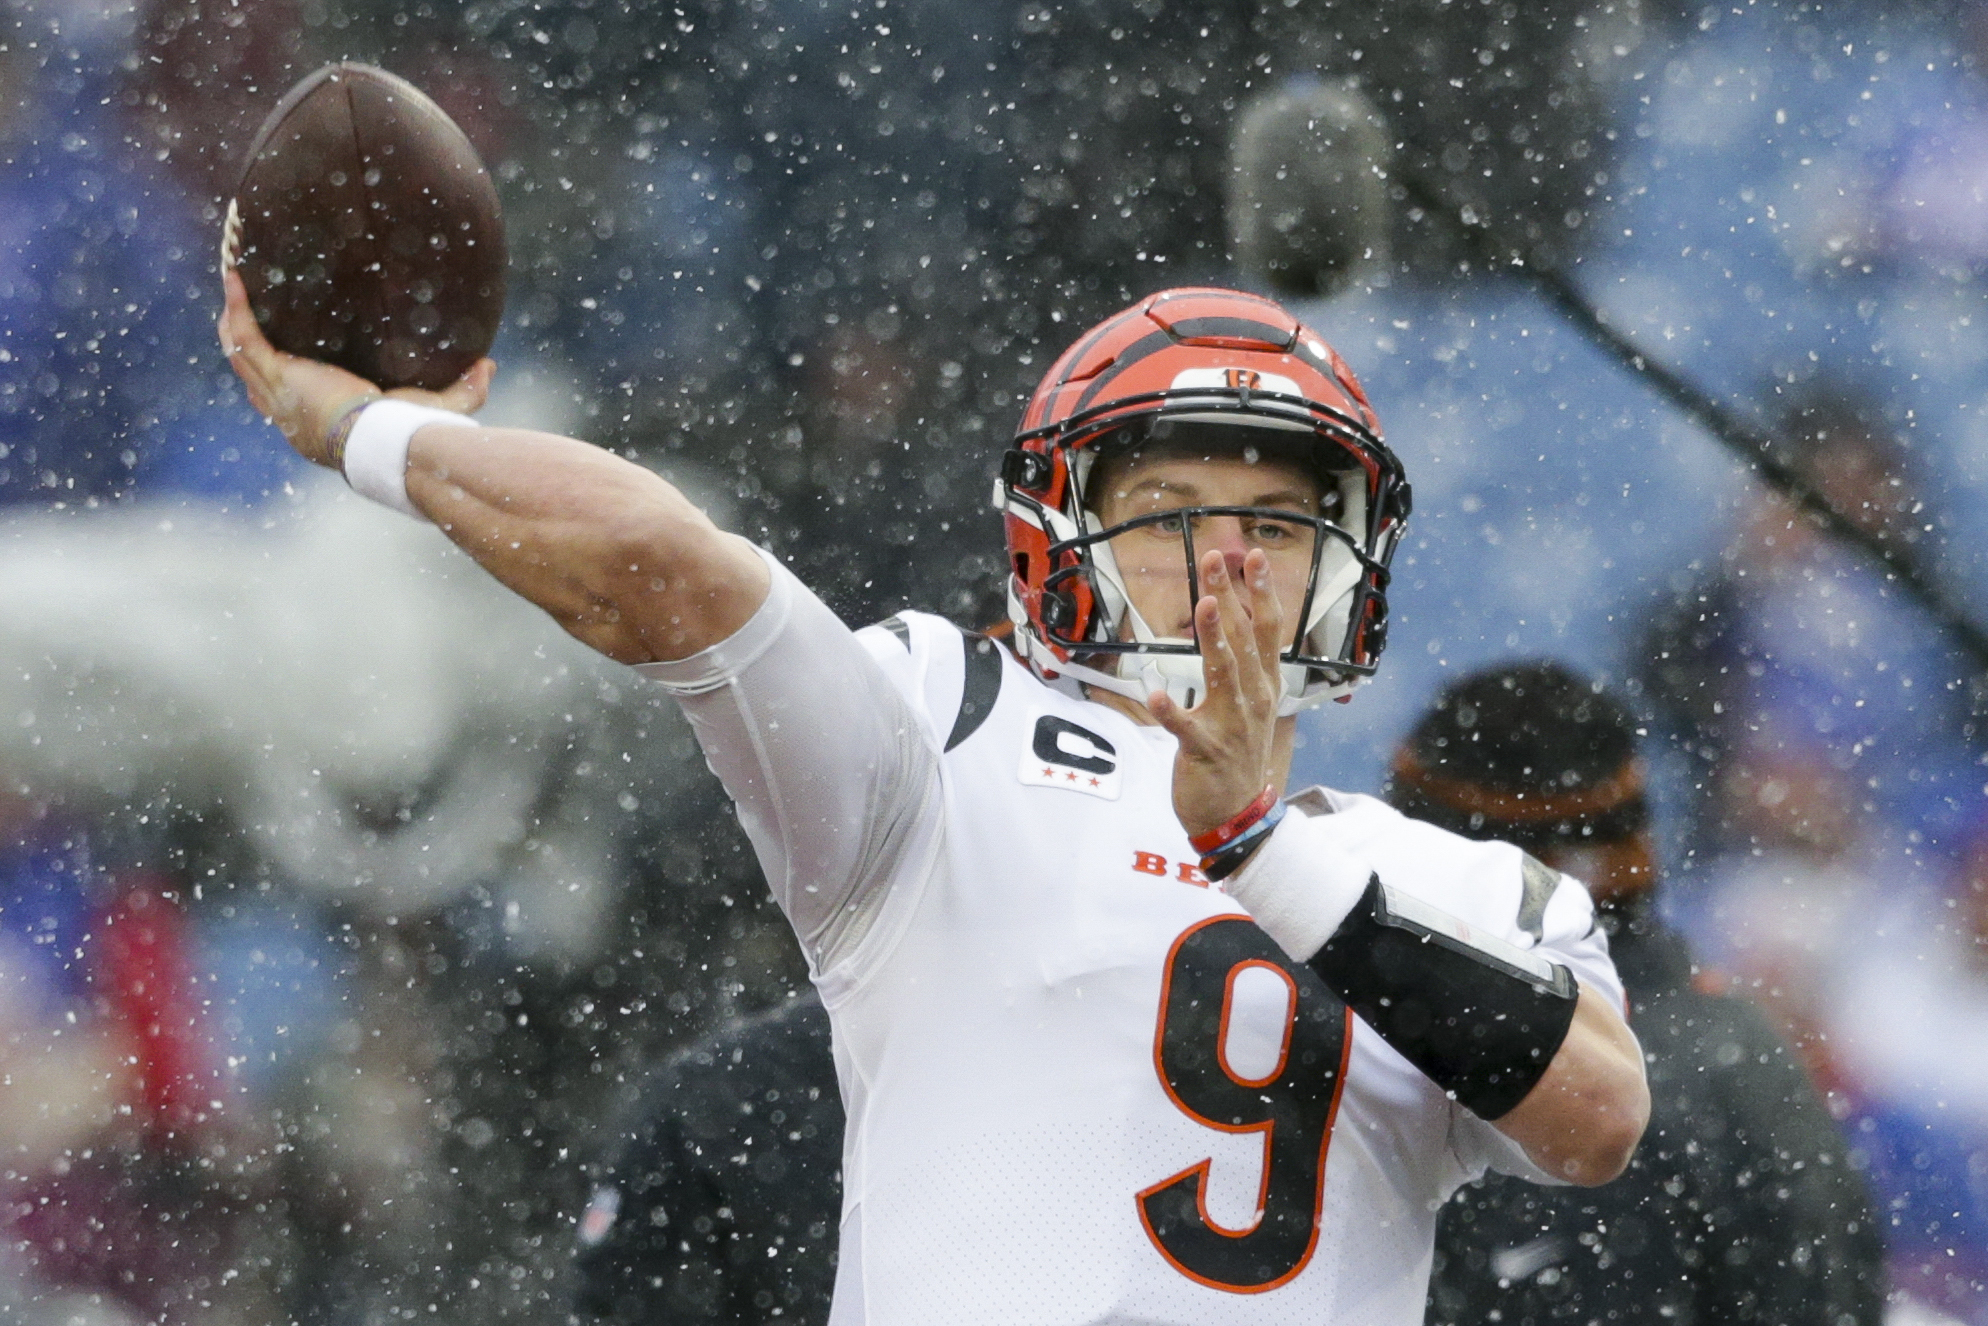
[1309,874,1578,1120]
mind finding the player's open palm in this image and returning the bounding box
[218,267,493,466]
[1149,546,1287,838]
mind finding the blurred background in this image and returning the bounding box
[2,0,1987,1320]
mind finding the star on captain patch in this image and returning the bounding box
[1018,711,1121,800]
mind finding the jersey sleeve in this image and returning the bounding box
[632,548,945,978]
[1525,859,1624,1013]
[1446,860,1629,1183]
[1300,796,1629,1183]
[1234,793,1625,1016]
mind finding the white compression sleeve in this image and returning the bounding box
[1223,805,1374,963]
[342,400,470,518]
[636,549,940,977]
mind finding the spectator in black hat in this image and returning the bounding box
[1392,661,1887,1326]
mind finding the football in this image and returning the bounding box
[223,63,506,391]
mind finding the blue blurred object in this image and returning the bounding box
[190,893,343,1097]
[1852,1100,1988,1325]
[0,27,300,510]
[0,810,95,1012]
[1597,1,1988,613]
[1289,275,1738,794]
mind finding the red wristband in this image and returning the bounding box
[1189,785,1279,856]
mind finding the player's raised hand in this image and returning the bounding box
[1149,545,1287,838]
[218,267,494,467]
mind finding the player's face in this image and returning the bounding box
[1091,450,1327,640]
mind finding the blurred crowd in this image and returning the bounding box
[3,0,1988,1321]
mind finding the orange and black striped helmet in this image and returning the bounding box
[996,287,1410,711]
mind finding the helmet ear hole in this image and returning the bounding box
[1001,449,1055,494]
[1041,588,1080,637]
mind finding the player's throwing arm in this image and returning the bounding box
[219,268,769,665]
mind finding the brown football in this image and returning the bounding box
[224,63,506,391]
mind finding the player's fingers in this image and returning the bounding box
[1242,549,1286,706]
[1203,550,1268,713]
[219,322,272,416]
[433,358,494,415]
[1193,573,1239,712]
[219,269,282,386]
[218,267,254,354]
[1147,684,1218,757]
[1245,548,1285,661]
[217,272,248,364]
[1230,551,1282,710]
[1147,686,1194,741]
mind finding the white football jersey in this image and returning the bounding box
[639,551,1622,1326]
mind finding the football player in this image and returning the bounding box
[222,276,1648,1324]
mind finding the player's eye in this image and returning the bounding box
[1244,516,1312,550]
[1147,512,1188,539]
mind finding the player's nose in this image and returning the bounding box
[1202,517,1252,579]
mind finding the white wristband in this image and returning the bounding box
[341,399,470,519]
[1223,809,1373,963]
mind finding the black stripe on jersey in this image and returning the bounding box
[877,615,912,651]
[944,632,1004,752]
